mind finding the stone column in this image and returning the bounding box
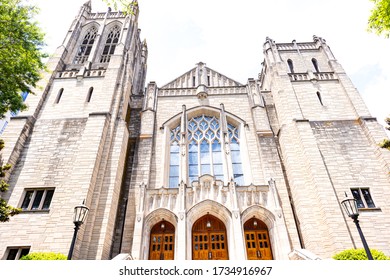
[176,181,187,259]
[131,183,146,259]
[230,209,246,259]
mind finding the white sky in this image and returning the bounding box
[32,0,390,129]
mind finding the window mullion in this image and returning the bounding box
[209,141,214,177]
[15,249,22,261]
[28,191,37,210]
[38,190,47,210]
[359,189,365,208]
[197,140,201,180]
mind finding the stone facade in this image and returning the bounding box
[1,2,390,260]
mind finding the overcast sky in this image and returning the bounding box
[32,0,390,129]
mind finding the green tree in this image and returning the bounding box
[0,139,21,222]
[0,0,46,222]
[379,117,390,150]
[368,0,390,38]
[0,0,46,118]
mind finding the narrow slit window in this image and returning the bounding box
[316,91,323,106]
[169,126,180,188]
[228,123,244,185]
[55,88,64,104]
[287,59,294,73]
[312,58,320,72]
[86,87,93,102]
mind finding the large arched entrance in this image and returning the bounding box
[244,217,273,260]
[149,220,175,260]
[192,213,229,260]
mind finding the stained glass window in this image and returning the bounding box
[228,123,244,186]
[169,126,180,188]
[168,114,244,187]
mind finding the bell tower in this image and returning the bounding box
[260,36,390,258]
[0,1,147,260]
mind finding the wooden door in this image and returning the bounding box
[192,214,228,260]
[244,218,273,260]
[149,221,175,260]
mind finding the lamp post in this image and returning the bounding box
[67,202,89,260]
[341,196,373,260]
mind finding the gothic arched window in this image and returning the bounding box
[168,114,243,188]
[100,26,121,63]
[74,27,98,64]
[169,126,180,188]
[316,91,324,106]
[312,58,320,72]
[228,123,244,185]
[287,59,294,73]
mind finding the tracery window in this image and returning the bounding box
[169,126,180,188]
[74,27,97,64]
[168,114,243,188]
[228,123,244,185]
[100,26,121,63]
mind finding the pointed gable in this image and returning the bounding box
[161,62,243,89]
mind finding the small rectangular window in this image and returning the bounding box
[21,189,55,211]
[6,247,30,260]
[351,188,376,209]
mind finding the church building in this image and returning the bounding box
[1,1,390,260]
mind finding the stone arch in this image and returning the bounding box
[187,199,232,225]
[161,105,246,130]
[241,205,277,259]
[186,199,232,259]
[99,21,123,63]
[80,21,100,35]
[142,208,178,260]
[241,205,276,230]
[70,22,100,64]
[163,105,251,188]
[104,20,123,31]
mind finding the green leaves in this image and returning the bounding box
[20,252,67,260]
[368,0,390,38]
[0,138,21,222]
[0,199,21,222]
[0,0,47,118]
[0,0,46,222]
[333,248,390,260]
[102,0,138,15]
[379,116,390,150]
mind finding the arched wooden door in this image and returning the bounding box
[244,218,273,260]
[149,220,175,260]
[192,214,228,260]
